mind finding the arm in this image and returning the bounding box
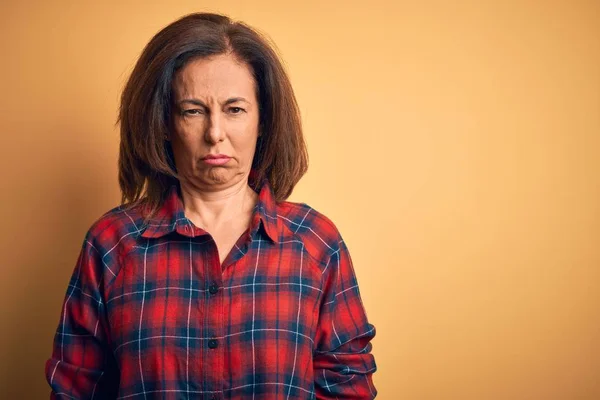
[45,235,118,399]
[313,236,377,399]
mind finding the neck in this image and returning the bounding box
[179,177,258,231]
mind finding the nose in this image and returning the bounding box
[204,112,225,144]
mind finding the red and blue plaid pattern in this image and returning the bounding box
[45,179,377,399]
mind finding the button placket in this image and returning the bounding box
[204,238,224,395]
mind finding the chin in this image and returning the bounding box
[204,169,232,185]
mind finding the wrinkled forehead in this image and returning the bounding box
[171,54,257,102]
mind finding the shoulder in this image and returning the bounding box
[275,200,345,267]
[83,202,145,257]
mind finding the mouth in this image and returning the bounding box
[202,155,231,165]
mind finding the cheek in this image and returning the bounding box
[231,130,258,155]
[171,133,202,165]
[172,120,202,149]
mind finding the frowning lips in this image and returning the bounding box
[201,154,231,165]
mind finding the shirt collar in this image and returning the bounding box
[140,178,280,243]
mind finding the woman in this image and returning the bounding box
[45,12,377,399]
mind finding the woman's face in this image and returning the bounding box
[169,53,260,191]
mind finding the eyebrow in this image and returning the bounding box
[177,97,250,107]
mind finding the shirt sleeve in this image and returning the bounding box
[45,235,119,399]
[313,236,378,399]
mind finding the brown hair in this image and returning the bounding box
[117,12,308,220]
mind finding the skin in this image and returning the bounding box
[168,52,261,265]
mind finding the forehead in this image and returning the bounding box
[172,53,256,100]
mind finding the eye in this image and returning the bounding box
[182,109,204,116]
[229,107,245,114]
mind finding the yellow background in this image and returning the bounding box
[1,1,599,398]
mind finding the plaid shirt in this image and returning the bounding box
[45,179,377,399]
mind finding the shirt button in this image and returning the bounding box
[208,339,218,349]
[209,282,219,295]
[183,225,189,232]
